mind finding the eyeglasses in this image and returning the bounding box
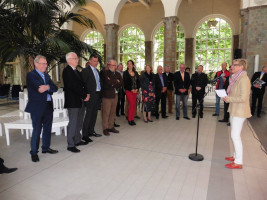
[69,58,79,60]
[232,64,240,67]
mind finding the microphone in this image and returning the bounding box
[210,73,225,83]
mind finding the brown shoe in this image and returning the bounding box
[108,127,119,133]
[103,129,110,136]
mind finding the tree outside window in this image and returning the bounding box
[119,27,145,72]
[195,18,232,73]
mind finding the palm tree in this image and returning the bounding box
[0,0,103,71]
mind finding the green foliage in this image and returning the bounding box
[119,27,145,71]
[195,18,232,72]
[0,0,103,70]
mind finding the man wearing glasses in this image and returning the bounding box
[25,55,58,162]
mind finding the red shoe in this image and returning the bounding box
[225,156,235,162]
[225,162,242,169]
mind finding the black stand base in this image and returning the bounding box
[189,153,204,161]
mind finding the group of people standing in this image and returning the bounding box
[24,53,266,171]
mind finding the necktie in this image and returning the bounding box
[260,73,264,80]
[181,72,184,81]
[93,68,101,91]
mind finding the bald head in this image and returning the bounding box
[180,64,186,73]
[221,62,227,71]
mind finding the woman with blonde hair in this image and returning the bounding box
[223,59,251,169]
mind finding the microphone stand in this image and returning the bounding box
[189,86,213,161]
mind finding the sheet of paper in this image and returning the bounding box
[215,89,227,98]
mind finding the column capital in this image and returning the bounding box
[163,16,179,24]
[104,23,120,31]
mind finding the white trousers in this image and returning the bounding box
[230,116,246,165]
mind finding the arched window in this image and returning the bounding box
[153,25,164,70]
[84,30,104,59]
[119,26,145,72]
[153,24,185,71]
[195,18,232,72]
[176,25,185,70]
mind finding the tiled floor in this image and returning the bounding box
[0,104,266,200]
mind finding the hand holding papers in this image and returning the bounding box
[216,89,227,98]
[253,78,266,89]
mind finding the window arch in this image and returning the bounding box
[84,30,104,59]
[195,18,232,72]
[153,24,185,71]
[119,26,145,72]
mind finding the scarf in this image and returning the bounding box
[227,70,246,95]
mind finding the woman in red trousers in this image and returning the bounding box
[123,60,140,126]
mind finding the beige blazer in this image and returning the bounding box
[225,73,251,118]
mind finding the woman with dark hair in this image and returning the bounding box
[140,65,155,123]
[123,60,140,125]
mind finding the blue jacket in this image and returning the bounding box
[25,70,58,114]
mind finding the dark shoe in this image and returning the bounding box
[67,146,80,153]
[103,129,110,136]
[42,148,58,154]
[148,119,153,122]
[176,117,179,120]
[114,123,120,127]
[108,127,119,133]
[212,113,219,116]
[162,115,169,118]
[75,141,88,146]
[192,115,196,118]
[31,155,39,162]
[82,137,93,143]
[183,117,190,120]
[0,166,17,174]
[132,120,136,125]
[128,121,134,126]
[227,122,231,126]
[121,113,125,116]
[90,132,102,137]
[135,116,140,119]
[144,119,148,123]
[257,114,261,118]
[218,119,228,123]
[200,115,203,118]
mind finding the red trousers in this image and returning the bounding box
[126,90,137,121]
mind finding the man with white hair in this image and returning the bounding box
[63,52,89,153]
[100,59,123,136]
[154,65,168,119]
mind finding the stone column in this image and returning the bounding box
[185,38,194,72]
[145,41,153,67]
[163,16,178,73]
[104,23,119,63]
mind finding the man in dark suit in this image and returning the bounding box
[174,64,191,120]
[154,65,168,119]
[251,66,267,117]
[190,65,208,118]
[100,59,123,136]
[163,66,174,114]
[25,55,58,162]
[116,63,125,116]
[63,52,90,153]
[81,54,102,142]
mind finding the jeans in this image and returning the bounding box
[230,116,246,165]
[176,94,188,118]
[215,94,220,114]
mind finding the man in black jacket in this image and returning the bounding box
[163,66,174,114]
[251,66,267,117]
[81,54,102,141]
[154,65,168,119]
[174,64,191,120]
[191,65,208,118]
[63,52,90,153]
